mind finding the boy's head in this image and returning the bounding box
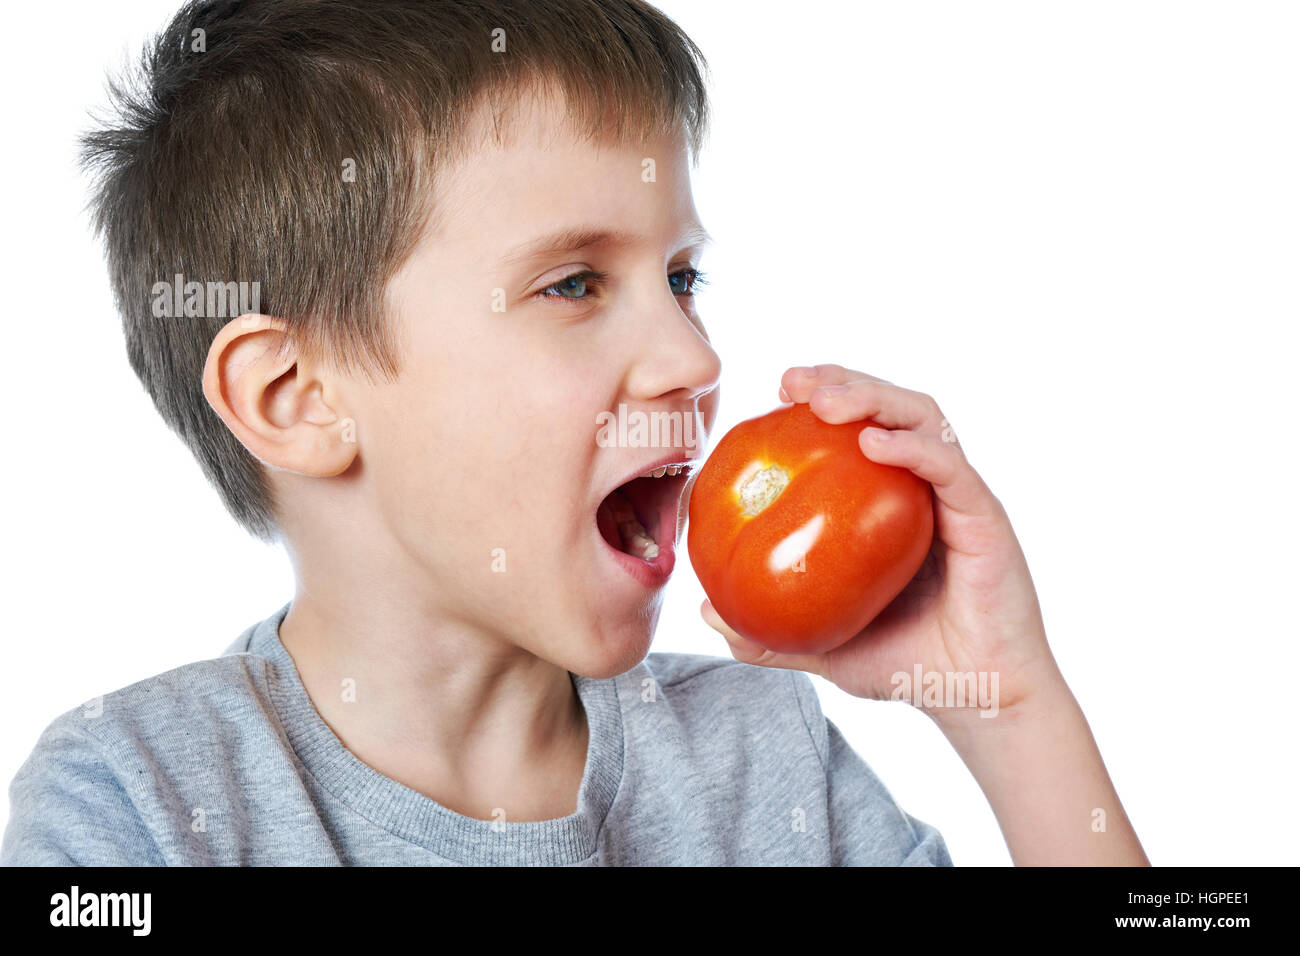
[83,0,720,676]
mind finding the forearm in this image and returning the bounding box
[933,670,1149,866]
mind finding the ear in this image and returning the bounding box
[202,314,358,477]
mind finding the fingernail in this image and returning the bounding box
[778,386,791,402]
[864,426,892,441]
[793,366,816,377]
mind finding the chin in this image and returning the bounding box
[557,613,660,680]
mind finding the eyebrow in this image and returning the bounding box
[501,222,714,265]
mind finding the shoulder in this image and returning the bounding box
[629,651,826,758]
[17,627,277,756]
[62,642,277,752]
[640,649,814,699]
[624,653,951,865]
[0,619,282,866]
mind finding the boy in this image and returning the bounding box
[2,0,1146,865]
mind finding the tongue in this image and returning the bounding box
[605,488,659,560]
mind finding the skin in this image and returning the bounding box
[203,84,1147,862]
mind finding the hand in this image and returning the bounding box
[700,363,1065,726]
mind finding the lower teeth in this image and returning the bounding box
[609,491,659,561]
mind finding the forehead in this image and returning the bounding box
[426,83,695,241]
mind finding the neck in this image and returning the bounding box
[276,567,589,822]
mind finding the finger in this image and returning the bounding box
[700,600,829,679]
[858,427,1002,520]
[780,364,892,404]
[809,377,944,432]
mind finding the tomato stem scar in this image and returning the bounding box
[739,464,790,517]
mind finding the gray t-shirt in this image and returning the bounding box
[1,602,951,866]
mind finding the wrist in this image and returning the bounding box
[924,658,1076,746]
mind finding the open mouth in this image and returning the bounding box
[596,463,693,562]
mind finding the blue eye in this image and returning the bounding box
[669,267,709,296]
[537,267,710,302]
[540,271,605,299]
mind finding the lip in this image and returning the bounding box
[596,453,701,589]
[599,452,702,501]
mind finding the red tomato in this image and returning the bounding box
[687,402,934,655]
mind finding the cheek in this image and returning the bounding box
[375,421,584,569]
[360,349,600,555]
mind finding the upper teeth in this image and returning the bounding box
[639,464,689,479]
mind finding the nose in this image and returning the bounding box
[622,283,722,409]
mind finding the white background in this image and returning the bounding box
[1,1,1296,866]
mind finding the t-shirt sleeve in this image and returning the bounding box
[789,670,953,867]
[1,712,165,866]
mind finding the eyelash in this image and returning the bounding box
[536,267,710,302]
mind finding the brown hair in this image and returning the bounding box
[80,0,711,539]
